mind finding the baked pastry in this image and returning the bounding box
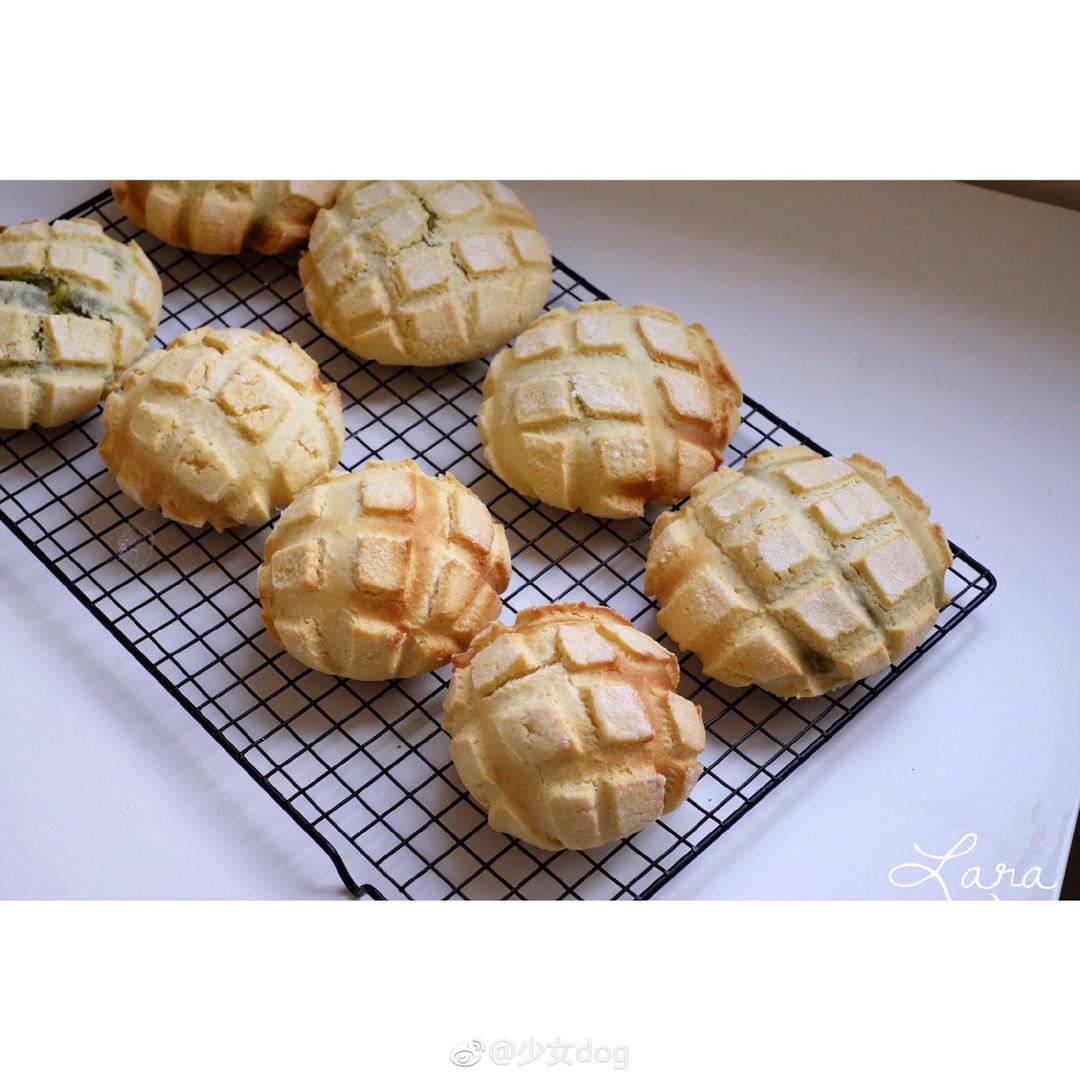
[99,326,344,530]
[0,218,161,430]
[477,301,742,518]
[258,461,511,680]
[443,603,706,850]
[644,446,952,698]
[299,181,552,367]
[112,181,342,255]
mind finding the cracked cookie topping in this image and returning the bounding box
[99,325,343,530]
[258,461,511,680]
[300,181,552,367]
[112,181,342,255]
[478,301,742,518]
[443,602,705,850]
[0,218,161,430]
[645,446,952,697]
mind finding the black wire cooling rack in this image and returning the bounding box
[0,188,997,899]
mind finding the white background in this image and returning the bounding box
[2,179,1078,900]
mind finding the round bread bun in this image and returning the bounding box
[99,326,344,530]
[478,301,742,519]
[644,446,953,698]
[443,603,706,850]
[112,181,342,255]
[0,218,161,430]
[258,461,511,681]
[299,181,552,367]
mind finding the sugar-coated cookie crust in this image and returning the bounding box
[478,301,741,518]
[443,602,705,850]
[300,181,552,367]
[0,218,161,429]
[644,447,952,697]
[99,326,343,530]
[259,461,511,680]
[112,181,342,255]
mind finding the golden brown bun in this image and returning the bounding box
[112,181,342,255]
[99,326,344,530]
[478,301,742,518]
[644,447,952,697]
[0,218,161,429]
[299,181,552,367]
[443,603,706,850]
[258,461,511,680]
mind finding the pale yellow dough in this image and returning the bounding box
[112,181,342,255]
[644,446,952,698]
[299,181,552,367]
[0,218,162,429]
[99,326,344,530]
[258,461,512,680]
[443,603,706,850]
[478,301,742,518]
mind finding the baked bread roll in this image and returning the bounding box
[99,326,344,530]
[478,302,742,518]
[112,181,342,255]
[443,603,706,850]
[644,447,952,698]
[258,461,511,680]
[299,181,552,367]
[0,219,161,430]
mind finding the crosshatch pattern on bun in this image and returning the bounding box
[258,461,512,681]
[443,603,707,850]
[645,446,952,698]
[112,181,342,255]
[99,326,344,530]
[478,301,742,518]
[0,218,161,429]
[299,181,552,367]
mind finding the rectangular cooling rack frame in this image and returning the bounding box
[0,188,998,899]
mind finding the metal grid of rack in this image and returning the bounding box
[0,189,997,898]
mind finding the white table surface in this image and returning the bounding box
[2,180,1077,900]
